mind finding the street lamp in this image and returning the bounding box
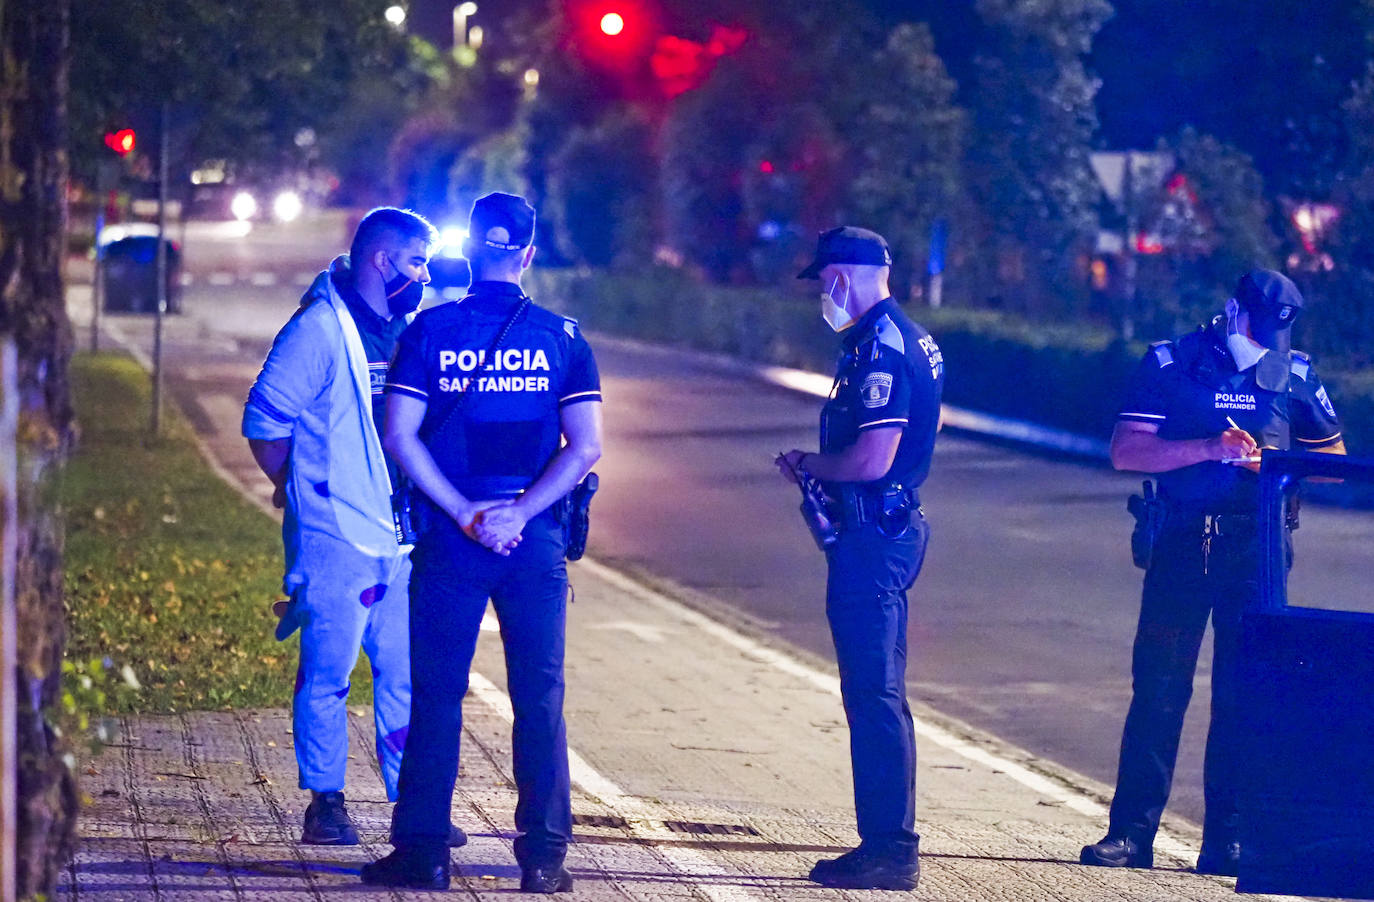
[384,5,405,27]
[453,2,477,46]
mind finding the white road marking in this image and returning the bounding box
[250,271,278,287]
[178,273,194,287]
[573,556,1198,864]
[207,272,235,287]
[587,620,671,643]
[467,671,765,901]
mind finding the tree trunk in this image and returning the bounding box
[0,0,78,898]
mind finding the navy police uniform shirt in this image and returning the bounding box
[385,280,601,500]
[333,267,409,436]
[1117,318,1342,509]
[821,297,945,491]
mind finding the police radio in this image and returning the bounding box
[778,452,840,551]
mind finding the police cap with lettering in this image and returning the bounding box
[467,192,536,253]
[797,226,893,279]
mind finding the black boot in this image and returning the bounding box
[520,862,574,894]
[360,847,450,890]
[809,846,920,891]
[1080,835,1153,869]
[1196,840,1241,876]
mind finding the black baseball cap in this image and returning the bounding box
[468,192,536,253]
[797,226,892,279]
[1235,268,1303,326]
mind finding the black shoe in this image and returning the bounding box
[360,848,450,890]
[520,863,574,894]
[809,846,920,891]
[1080,835,1153,869]
[301,791,359,845]
[1196,841,1241,876]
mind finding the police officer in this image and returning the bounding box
[777,227,944,891]
[1081,269,1345,876]
[361,193,603,894]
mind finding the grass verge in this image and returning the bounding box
[61,352,374,712]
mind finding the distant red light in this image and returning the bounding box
[104,128,136,156]
[759,160,774,173]
[600,12,624,36]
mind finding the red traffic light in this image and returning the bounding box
[104,128,136,156]
[600,12,625,35]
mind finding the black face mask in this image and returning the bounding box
[383,258,424,317]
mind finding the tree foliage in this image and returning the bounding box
[1134,128,1276,335]
[843,22,967,297]
[547,107,656,266]
[967,0,1113,312]
[70,0,426,177]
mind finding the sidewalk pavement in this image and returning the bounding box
[58,281,1296,901]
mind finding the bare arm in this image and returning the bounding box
[476,402,604,549]
[382,393,482,528]
[1108,420,1256,473]
[247,438,290,508]
[777,427,901,485]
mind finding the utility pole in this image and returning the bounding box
[151,102,168,436]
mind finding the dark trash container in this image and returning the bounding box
[1238,450,1374,899]
[102,235,182,314]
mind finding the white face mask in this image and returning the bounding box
[821,275,854,332]
[1225,298,1267,370]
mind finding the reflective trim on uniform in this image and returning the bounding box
[1120,411,1166,420]
[859,417,908,430]
[558,390,601,405]
[385,382,428,401]
[1295,431,1342,445]
[873,314,905,356]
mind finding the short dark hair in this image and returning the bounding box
[350,207,437,265]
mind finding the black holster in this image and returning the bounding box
[391,476,431,546]
[555,472,599,561]
[1127,479,1167,570]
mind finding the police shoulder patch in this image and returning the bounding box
[1316,384,1337,419]
[563,317,579,339]
[860,371,893,408]
[1290,349,1311,381]
[874,315,905,355]
[1150,340,1175,368]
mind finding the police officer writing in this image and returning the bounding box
[1081,269,1345,877]
[777,227,944,891]
[361,193,603,894]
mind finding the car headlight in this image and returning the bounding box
[273,190,303,223]
[231,191,258,221]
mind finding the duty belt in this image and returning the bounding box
[831,484,921,531]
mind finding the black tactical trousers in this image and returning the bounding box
[1107,513,1265,848]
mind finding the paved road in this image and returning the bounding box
[73,213,1374,835]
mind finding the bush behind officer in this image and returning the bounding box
[1081,269,1345,876]
[361,192,603,894]
[777,227,944,891]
